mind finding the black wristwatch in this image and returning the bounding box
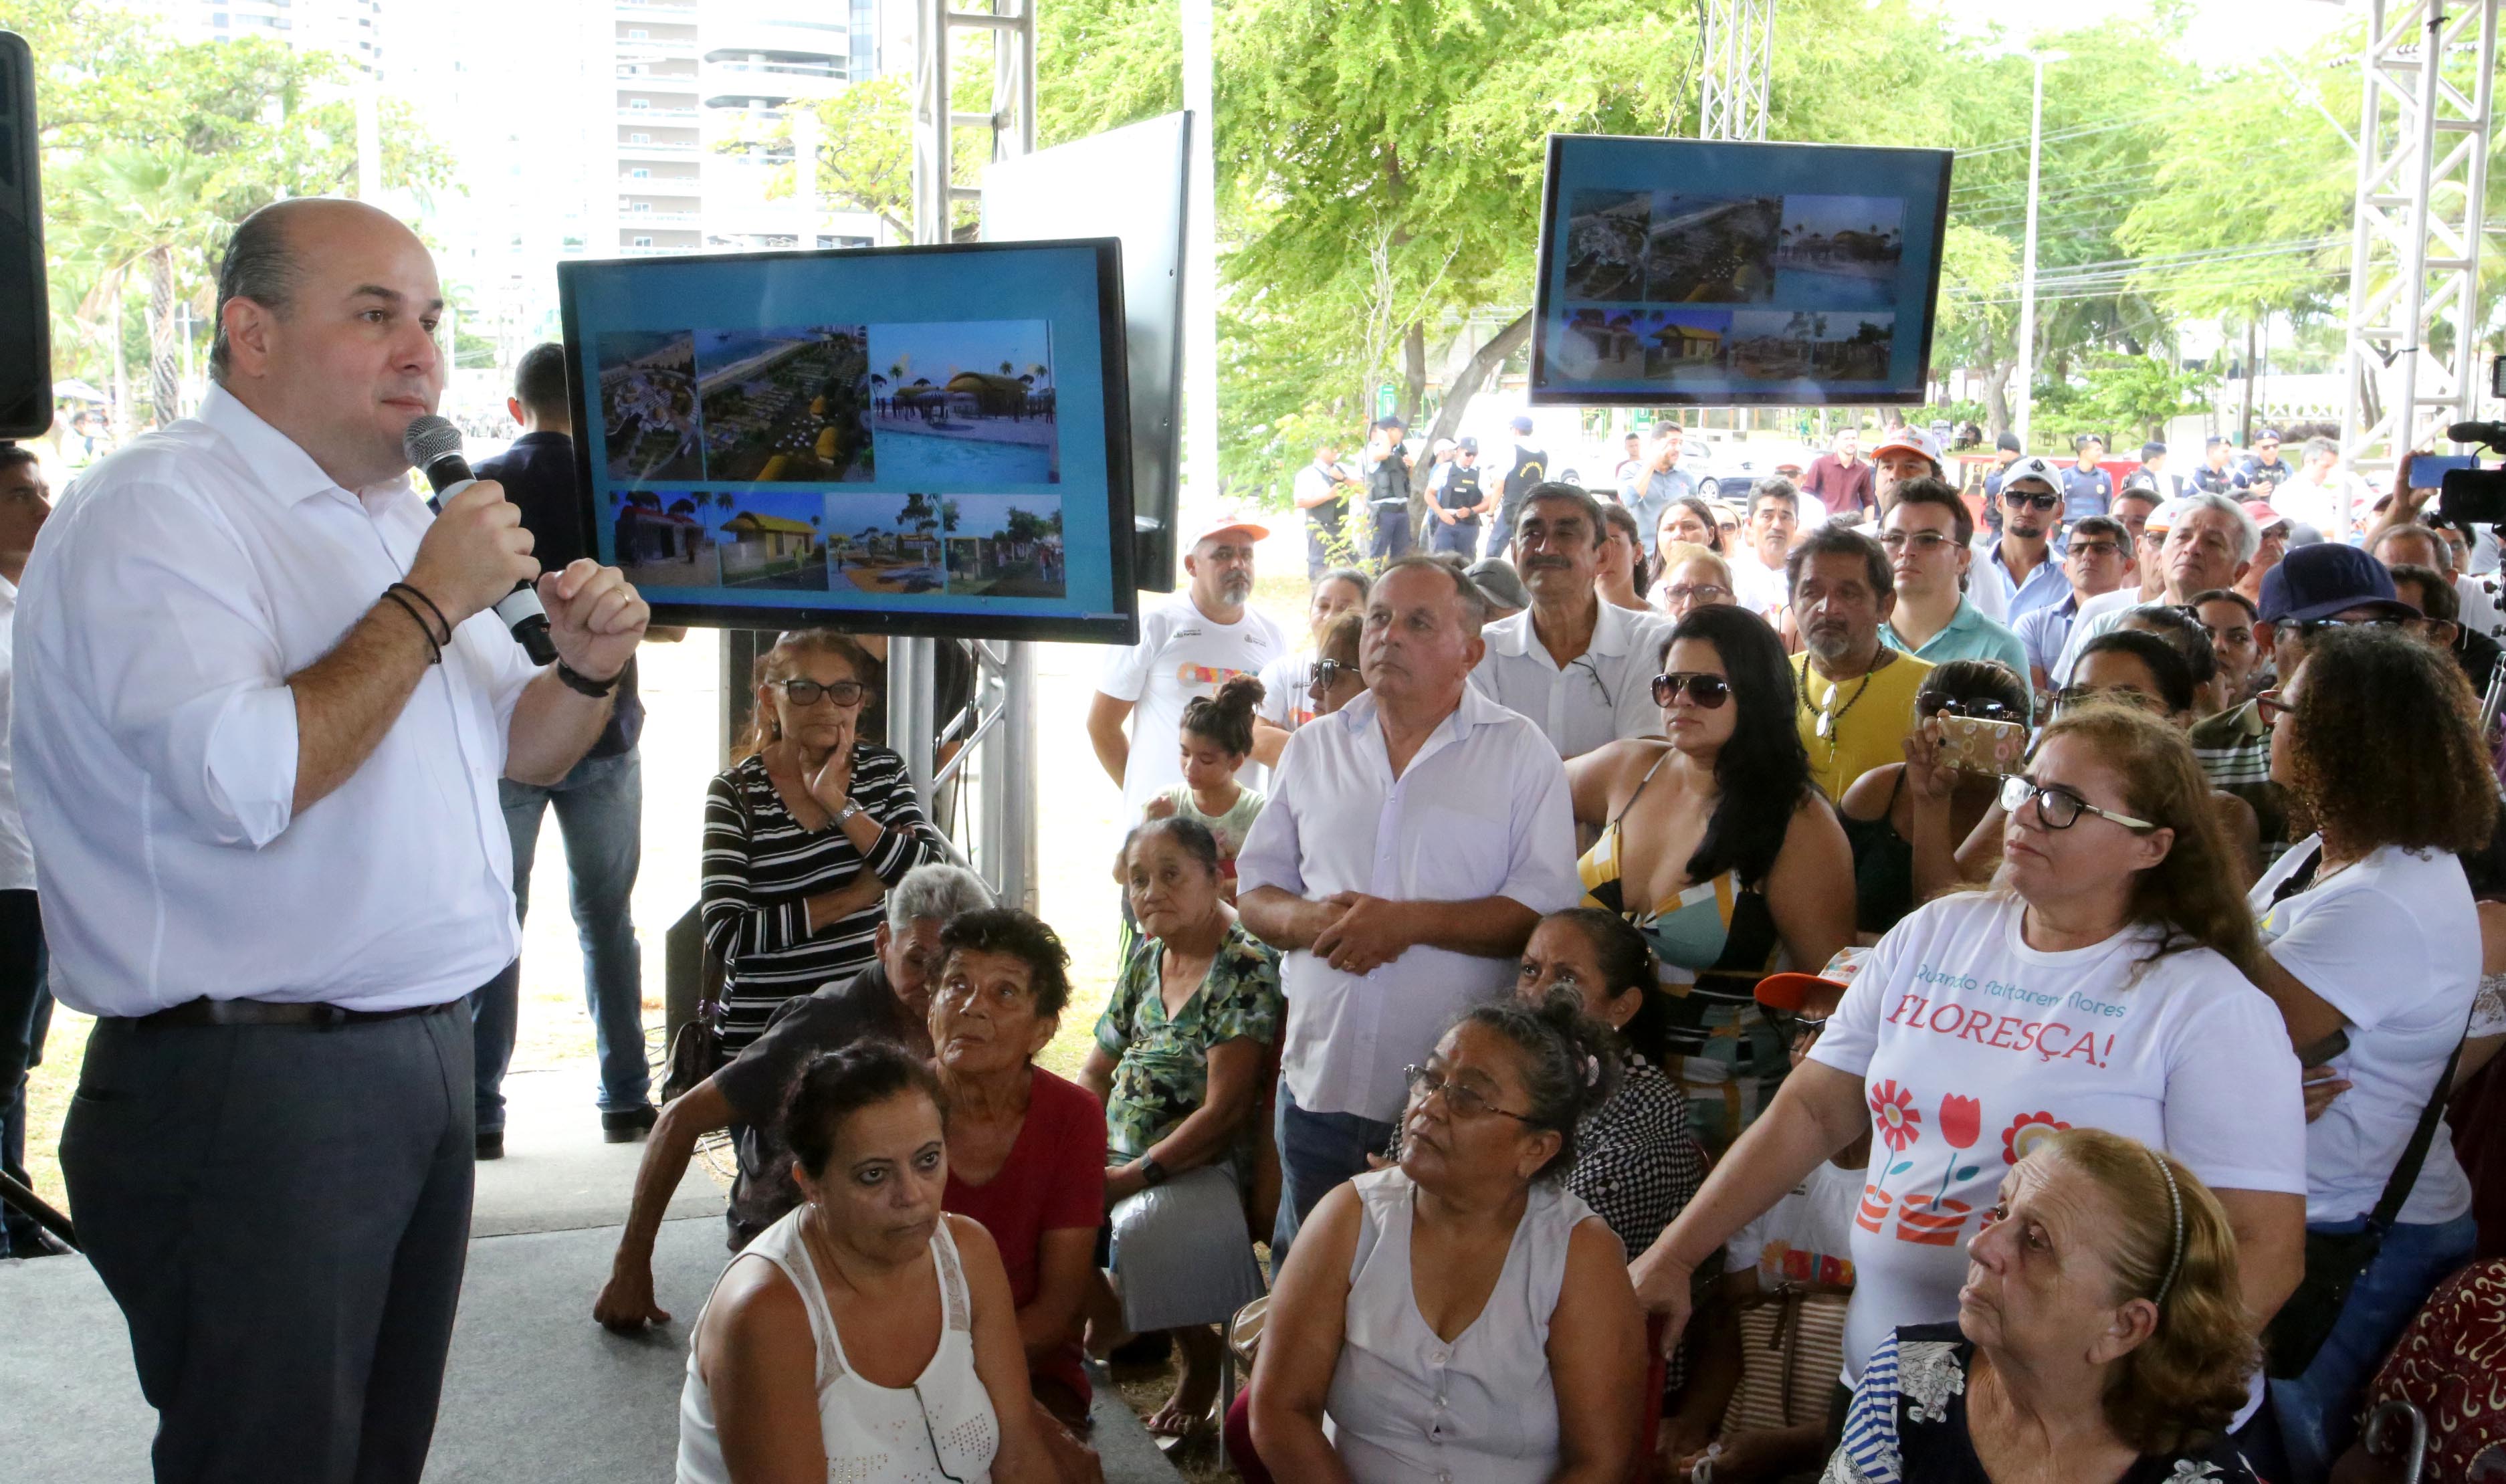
[1137,1156,1169,1188]
[554,659,621,698]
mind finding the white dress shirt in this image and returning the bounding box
[12,387,540,1016]
[0,574,31,892]
[1468,599,1671,758]
[1235,684,1582,1123]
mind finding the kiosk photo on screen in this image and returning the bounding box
[558,239,1136,645]
[1530,136,1952,407]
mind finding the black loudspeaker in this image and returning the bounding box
[0,32,49,440]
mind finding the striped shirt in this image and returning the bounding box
[2188,697,2294,865]
[700,747,946,1050]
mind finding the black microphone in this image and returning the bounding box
[2445,420,2506,448]
[401,414,558,665]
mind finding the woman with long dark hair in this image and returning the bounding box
[1565,603,1855,1152]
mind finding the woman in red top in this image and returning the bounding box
[927,909,1108,1426]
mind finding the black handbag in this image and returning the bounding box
[661,778,747,1103]
[2261,1032,2465,1379]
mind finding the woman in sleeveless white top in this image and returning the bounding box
[677,1206,999,1484]
[1249,1003,1650,1484]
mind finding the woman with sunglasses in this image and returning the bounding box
[703,629,950,1051]
[1304,608,1367,719]
[1249,993,1647,1484]
[1838,659,2029,939]
[1632,702,2309,1417]
[2247,625,2499,1479]
[1566,603,1856,1154]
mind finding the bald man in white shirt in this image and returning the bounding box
[14,198,649,1482]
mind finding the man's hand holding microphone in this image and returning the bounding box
[401,413,649,681]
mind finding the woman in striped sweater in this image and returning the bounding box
[702,629,949,1051]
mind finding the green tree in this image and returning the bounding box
[2070,354,2221,443]
[54,148,221,425]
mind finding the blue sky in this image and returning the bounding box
[867,320,1053,387]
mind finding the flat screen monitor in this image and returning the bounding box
[558,239,1137,644]
[983,111,1188,592]
[1530,135,1953,407]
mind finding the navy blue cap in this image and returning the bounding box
[2141,441,2166,460]
[1509,415,1534,434]
[2256,542,2421,625]
[1995,431,2022,453]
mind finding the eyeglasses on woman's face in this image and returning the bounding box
[1402,1063,1536,1124]
[775,678,866,708]
[1999,774,2156,833]
[2255,687,2303,726]
[1663,582,1731,607]
[1651,671,1732,709]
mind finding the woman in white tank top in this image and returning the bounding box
[677,1043,1053,1483]
[1249,996,1651,1484]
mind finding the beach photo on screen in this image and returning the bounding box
[595,331,705,481]
[829,492,952,596]
[1560,189,1649,301]
[696,326,875,483]
[1774,197,1905,308]
[1726,310,1813,382]
[607,488,718,589]
[942,494,1065,599]
[1644,195,1780,304]
[709,490,833,592]
[867,322,1059,486]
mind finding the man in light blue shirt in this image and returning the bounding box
[1877,478,2032,700]
[1617,422,1695,562]
[1970,455,2073,626]
[2012,512,2133,689]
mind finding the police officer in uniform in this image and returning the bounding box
[1429,438,1487,557]
[1364,416,1414,561]
[1486,415,1548,564]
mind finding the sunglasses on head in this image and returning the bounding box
[1651,671,1732,708]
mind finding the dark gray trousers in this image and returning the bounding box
[61,1001,475,1484]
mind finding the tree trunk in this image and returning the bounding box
[111,285,130,440]
[147,247,179,427]
[1406,311,1534,524]
[2240,310,2259,445]
[1981,358,2016,444]
[1400,320,1427,425]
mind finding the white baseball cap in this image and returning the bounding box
[1187,512,1271,548]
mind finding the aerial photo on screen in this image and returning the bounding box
[829,492,952,596]
[595,331,705,482]
[1773,196,1906,308]
[1560,188,1650,301]
[1644,194,1780,304]
[867,321,1059,486]
[696,325,875,483]
[942,494,1065,599]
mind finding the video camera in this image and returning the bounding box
[2437,417,2506,540]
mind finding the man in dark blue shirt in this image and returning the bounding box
[469,343,666,1157]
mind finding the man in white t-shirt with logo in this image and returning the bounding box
[1090,514,1289,821]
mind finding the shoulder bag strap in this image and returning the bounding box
[2366,1009,2472,1233]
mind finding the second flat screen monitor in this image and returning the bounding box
[558,239,1136,645]
[1530,135,1953,407]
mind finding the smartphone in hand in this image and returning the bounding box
[1935,715,2028,776]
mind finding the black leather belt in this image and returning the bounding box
[122,996,465,1029]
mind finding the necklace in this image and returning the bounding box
[1806,662,1878,742]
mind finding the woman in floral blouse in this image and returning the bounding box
[1080,814,1283,1439]
[1828,1128,2265,1484]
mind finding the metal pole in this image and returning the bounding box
[2015,55,2047,449]
[1180,0,1219,516]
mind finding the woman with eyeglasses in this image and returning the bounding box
[704,629,950,1051]
[2247,625,2499,1479]
[1649,541,1738,624]
[1931,631,2264,896]
[1249,993,1647,1484]
[1304,608,1367,719]
[1838,659,2029,940]
[1566,603,1857,1154]
[1631,702,2308,1417]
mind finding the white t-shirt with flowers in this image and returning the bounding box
[1806,891,2308,1380]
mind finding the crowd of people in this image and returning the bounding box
[7,195,2505,1484]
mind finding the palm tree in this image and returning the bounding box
[60,148,223,428]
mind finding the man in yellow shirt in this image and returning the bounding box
[1785,524,1931,799]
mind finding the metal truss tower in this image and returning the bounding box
[903,0,1041,910]
[1697,0,1776,142]
[2339,0,2497,509]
